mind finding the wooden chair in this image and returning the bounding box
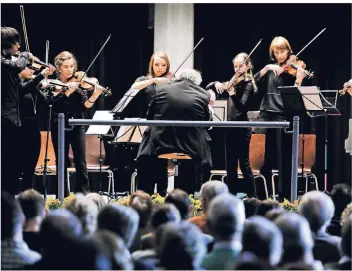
[271,134,318,200]
[209,134,269,199]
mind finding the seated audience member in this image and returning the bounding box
[97,204,139,249]
[243,197,261,219]
[325,215,352,270]
[129,191,153,252]
[92,230,134,270]
[189,180,229,234]
[265,208,285,221]
[66,193,99,238]
[232,251,274,270]
[256,199,283,217]
[201,193,245,270]
[298,191,341,264]
[1,192,41,269]
[327,184,352,236]
[139,203,181,250]
[28,208,83,269]
[17,189,46,253]
[85,192,107,211]
[156,221,207,270]
[165,188,192,219]
[275,212,323,269]
[241,216,283,267]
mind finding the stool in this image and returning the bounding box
[158,153,192,176]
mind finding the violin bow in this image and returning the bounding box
[284,28,326,68]
[20,5,30,53]
[169,37,204,80]
[78,34,111,84]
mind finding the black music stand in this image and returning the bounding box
[110,88,140,117]
[111,118,148,144]
[211,99,228,121]
[279,86,325,194]
[85,111,115,196]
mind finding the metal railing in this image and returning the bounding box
[56,114,299,201]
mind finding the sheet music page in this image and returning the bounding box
[86,111,114,135]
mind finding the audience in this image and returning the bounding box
[156,221,207,270]
[243,197,261,219]
[86,192,107,211]
[189,180,229,234]
[256,199,283,217]
[275,212,323,269]
[17,189,46,253]
[1,191,41,269]
[66,193,99,238]
[201,193,245,270]
[298,191,341,264]
[129,191,153,252]
[165,188,192,219]
[241,216,283,267]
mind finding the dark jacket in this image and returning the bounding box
[137,79,212,167]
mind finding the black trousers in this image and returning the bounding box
[51,122,89,197]
[20,118,41,191]
[136,155,168,196]
[258,111,292,199]
[225,127,257,198]
[1,117,22,195]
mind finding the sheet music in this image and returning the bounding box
[86,111,114,135]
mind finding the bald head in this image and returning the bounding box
[298,191,335,233]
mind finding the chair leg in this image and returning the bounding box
[256,174,269,199]
[312,174,319,191]
[221,174,226,183]
[305,174,309,193]
[209,174,215,181]
[131,171,137,194]
[271,173,278,200]
[107,172,111,196]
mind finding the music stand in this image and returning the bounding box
[279,86,325,195]
[211,99,228,121]
[86,110,115,195]
[111,118,148,144]
[110,88,140,117]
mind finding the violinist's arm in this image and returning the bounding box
[1,52,30,73]
[20,73,45,95]
[131,77,157,90]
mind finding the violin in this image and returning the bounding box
[67,71,112,96]
[338,80,352,96]
[280,55,314,79]
[12,51,51,71]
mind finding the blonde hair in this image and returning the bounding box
[54,51,78,72]
[269,36,293,61]
[147,51,170,79]
[233,52,253,71]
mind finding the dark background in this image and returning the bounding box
[2,3,351,193]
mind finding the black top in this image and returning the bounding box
[134,75,157,118]
[23,231,41,253]
[206,80,254,121]
[254,69,296,113]
[1,52,30,126]
[19,73,45,121]
[42,82,88,124]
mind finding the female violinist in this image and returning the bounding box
[206,52,257,198]
[130,51,171,196]
[42,51,104,196]
[254,36,308,199]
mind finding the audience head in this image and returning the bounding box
[341,214,352,258]
[298,191,335,234]
[156,221,206,270]
[275,212,314,264]
[150,203,181,230]
[207,193,245,242]
[1,191,24,240]
[256,199,283,217]
[243,198,261,218]
[97,204,139,248]
[129,190,153,228]
[331,184,352,217]
[92,230,133,270]
[200,180,228,214]
[175,68,202,86]
[265,208,285,221]
[65,193,98,237]
[242,216,283,266]
[165,188,191,219]
[85,193,107,212]
[233,251,274,270]
[17,189,46,222]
